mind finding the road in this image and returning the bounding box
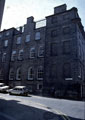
[0,93,85,120]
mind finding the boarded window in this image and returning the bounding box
[63,41,71,54]
[51,43,58,56]
[63,27,70,34]
[51,30,57,37]
[52,16,57,23]
[63,63,71,78]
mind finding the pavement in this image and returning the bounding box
[0,93,84,120]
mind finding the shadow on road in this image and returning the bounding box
[0,98,84,120]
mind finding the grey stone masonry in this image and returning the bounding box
[0,4,85,98]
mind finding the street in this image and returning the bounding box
[0,93,85,120]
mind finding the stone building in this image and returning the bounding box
[0,0,5,30]
[0,4,85,98]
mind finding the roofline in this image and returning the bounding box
[46,7,77,18]
[0,27,17,33]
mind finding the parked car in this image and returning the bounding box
[0,83,4,87]
[9,86,29,96]
[0,83,9,93]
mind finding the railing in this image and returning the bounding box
[35,19,46,29]
[16,19,46,32]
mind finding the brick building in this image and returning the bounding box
[0,4,85,98]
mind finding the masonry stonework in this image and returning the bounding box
[0,4,85,98]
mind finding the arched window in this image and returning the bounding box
[18,49,24,60]
[30,48,35,58]
[16,68,21,80]
[9,68,14,80]
[2,53,6,62]
[37,66,43,80]
[28,67,34,80]
[0,69,4,80]
[11,51,16,61]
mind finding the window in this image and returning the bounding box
[11,51,16,61]
[0,69,4,80]
[38,46,44,57]
[28,67,34,80]
[63,14,69,20]
[63,63,71,79]
[9,68,14,80]
[63,27,70,34]
[30,48,35,58]
[18,49,24,60]
[16,37,21,44]
[37,84,43,90]
[37,66,43,80]
[16,68,21,80]
[51,43,58,56]
[6,31,10,36]
[63,41,71,54]
[51,30,57,37]
[4,40,8,47]
[50,65,57,79]
[2,53,6,62]
[35,32,40,40]
[25,35,30,42]
[52,16,57,23]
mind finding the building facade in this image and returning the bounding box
[0,0,5,30]
[0,4,85,98]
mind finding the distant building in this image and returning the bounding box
[0,0,5,30]
[0,4,85,98]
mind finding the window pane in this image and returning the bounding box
[6,31,10,36]
[37,66,43,80]
[4,40,8,47]
[25,35,30,42]
[16,37,21,44]
[2,53,6,62]
[11,51,16,61]
[30,48,35,58]
[28,67,34,80]
[16,68,21,80]
[18,50,23,60]
[35,32,40,40]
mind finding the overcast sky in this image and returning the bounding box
[1,0,85,30]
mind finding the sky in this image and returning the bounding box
[1,0,85,30]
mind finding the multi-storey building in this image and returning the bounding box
[0,0,5,30]
[0,4,85,98]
